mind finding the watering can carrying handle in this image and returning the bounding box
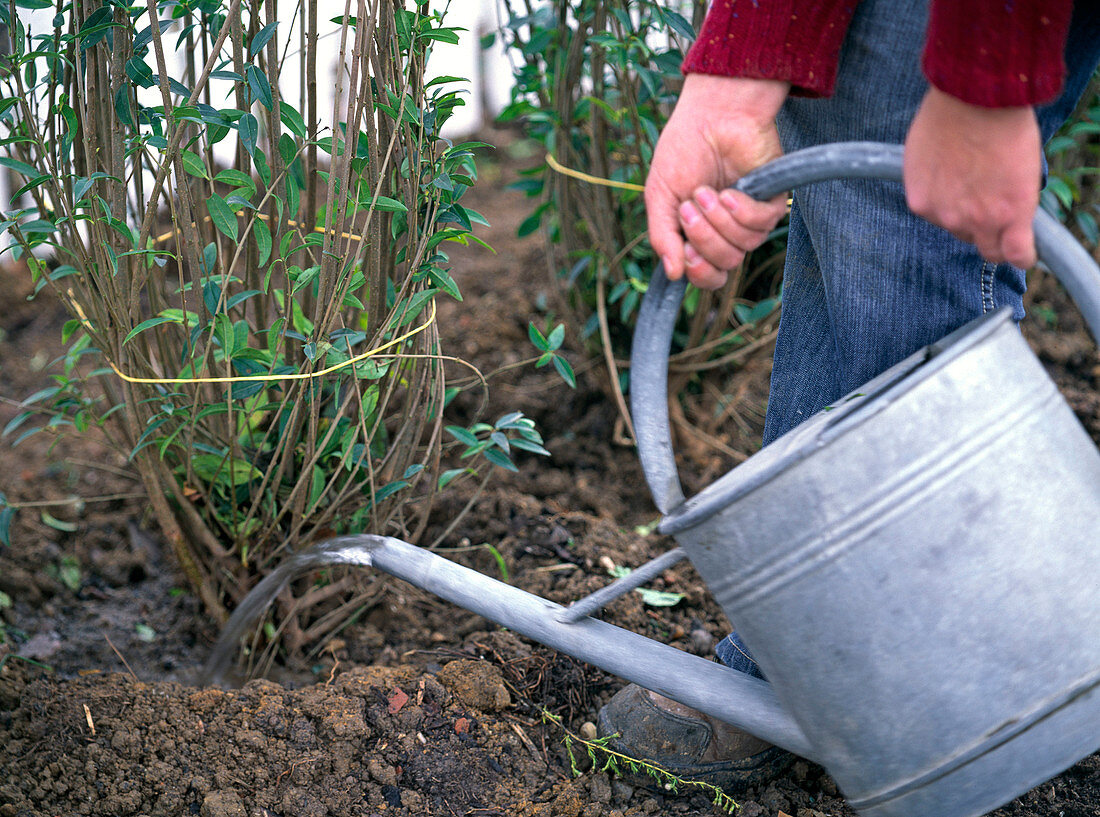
[630,141,1100,516]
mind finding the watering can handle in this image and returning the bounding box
[630,140,1100,515]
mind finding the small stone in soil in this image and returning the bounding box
[611,780,635,802]
[690,628,714,654]
[381,785,402,807]
[200,790,245,817]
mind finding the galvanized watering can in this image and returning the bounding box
[205,142,1100,817]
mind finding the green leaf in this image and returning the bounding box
[1075,209,1099,246]
[253,218,272,266]
[62,319,82,344]
[114,85,133,126]
[635,588,685,607]
[77,6,115,48]
[42,512,77,532]
[238,112,258,157]
[419,26,463,44]
[71,175,96,202]
[547,323,565,350]
[123,315,182,345]
[306,465,326,513]
[437,468,468,489]
[445,425,479,447]
[659,8,696,39]
[391,289,435,327]
[181,150,207,178]
[607,564,630,580]
[125,56,155,88]
[60,104,79,154]
[490,431,510,452]
[552,355,576,388]
[372,480,408,504]
[135,623,157,642]
[280,104,307,138]
[495,411,524,429]
[519,208,545,238]
[733,298,779,326]
[249,22,279,54]
[245,64,273,111]
[527,322,548,350]
[510,437,550,456]
[0,506,13,547]
[0,156,39,179]
[56,556,81,591]
[484,447,518,472]
[206,194,238,239]
[226,289,262,310]
[212,313,236,355]
[367,195,408,213]
[11,175,51,201]
[1046,135,1076,156]
[214,168,253,191]
[1044,175,1075,210]
[426,266,462,301]
[189,453,263,489]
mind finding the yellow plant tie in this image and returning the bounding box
[545,152,794,210]
[68,214,434,386]
[68,297,437,386]
[152,212,366,247]
[545,152,645,192]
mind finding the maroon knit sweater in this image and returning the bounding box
[681,0,1074,108]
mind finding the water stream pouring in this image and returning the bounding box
[204,143,1100,817]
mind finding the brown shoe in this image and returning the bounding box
[596,684,793,791]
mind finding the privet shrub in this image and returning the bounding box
[500,0,786,460]
[0,0,546,663]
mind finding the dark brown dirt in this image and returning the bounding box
[2,128,1100,816]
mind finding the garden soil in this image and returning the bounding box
[2,129,1100,817]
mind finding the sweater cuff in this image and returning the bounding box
[682,0,858,97]
[922,0,1072,108]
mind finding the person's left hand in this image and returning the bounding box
[904,86,1041,269]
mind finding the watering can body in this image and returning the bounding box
[631,143,1100,817]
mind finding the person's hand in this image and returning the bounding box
[904,86,1041,269]
[646,74,790,290]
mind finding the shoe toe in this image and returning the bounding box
[596,684,794,791]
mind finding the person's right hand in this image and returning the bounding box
[646,74,791,290]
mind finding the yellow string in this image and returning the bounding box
[152,213,365,247]
[65,211,427,386]
[70,298,437,386]
[545,152,645,192]
[545,152,794,210]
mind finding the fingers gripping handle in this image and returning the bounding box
[630,141,1100,518]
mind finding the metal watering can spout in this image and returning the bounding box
[201,533,818,761]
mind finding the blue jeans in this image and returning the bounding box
[717,0,1100,677]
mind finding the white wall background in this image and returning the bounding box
[5,1,513,211]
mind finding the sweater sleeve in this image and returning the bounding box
[922,0,1073,107]
[680,0,860,98]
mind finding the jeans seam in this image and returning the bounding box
[980,262,996,314]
